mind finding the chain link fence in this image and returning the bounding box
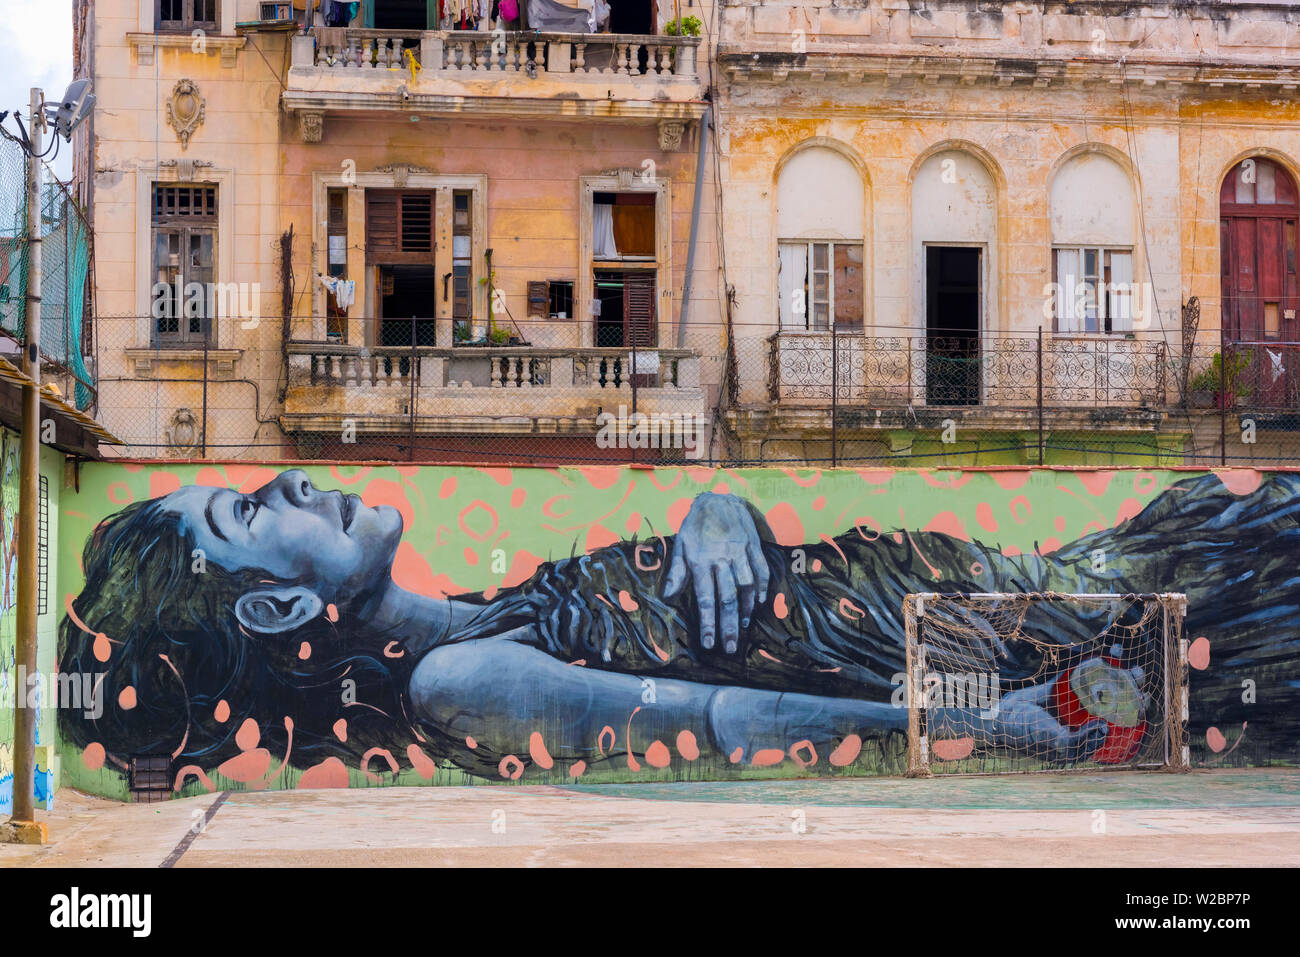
[87,306,1300,467]
[0,129,96,413]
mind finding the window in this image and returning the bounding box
[1053,247,1134,334]
[365,189,433,262]
[527,280,574,319]
[593,193,656,262]
[778,241,864,331]
[1049,153,1136,334]
[548,281,574,319]
[38,474,48,616]
[152,184,217,346]
[327,188,348,340]
[451,190,473,338]
[158,0,218,32]
[776,146,866,331]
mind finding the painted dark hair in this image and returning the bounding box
[58,498,418,778]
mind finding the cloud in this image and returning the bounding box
[0,0,74,179]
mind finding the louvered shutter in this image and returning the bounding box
[624,273,656,347]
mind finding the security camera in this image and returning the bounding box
[43,78,95,141]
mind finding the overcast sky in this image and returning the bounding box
[0,0,74,180]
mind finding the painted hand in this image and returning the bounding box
[980,677,1110,764]
[663,493,771,654]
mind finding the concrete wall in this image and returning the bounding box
[51,461,1300,799]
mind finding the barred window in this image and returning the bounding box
[152,184,217,347]
[158,0,218,32]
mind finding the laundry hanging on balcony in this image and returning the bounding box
[321,0,359,27]
[524,0,597,33]
[318,273,356,311]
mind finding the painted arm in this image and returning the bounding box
[408,629,903,765]
[663,493,772,655]
[409,630,1102,767]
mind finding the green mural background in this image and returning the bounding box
[54,462,1268,798]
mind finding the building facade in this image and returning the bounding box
[76,0,1300,467]
[76,0,723,461]
[718,0,1300,466]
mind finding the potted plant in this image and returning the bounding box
[663,15,701,37]
[1190,351,1252,409]
[1189,366,1216,408]
[662,13,701,72]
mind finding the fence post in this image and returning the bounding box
[1220,342,1227,466]
[830,323,838,467]
[1037,326,1044,465]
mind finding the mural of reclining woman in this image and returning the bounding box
[59,468,1298,784]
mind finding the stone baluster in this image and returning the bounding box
[573,41,586,73]
[344,355,358,387]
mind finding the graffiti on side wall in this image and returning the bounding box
[0,431,21,811]
[56,465,1293,795]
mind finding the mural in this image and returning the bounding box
[56,465,1297,796]
[0,430,21,811]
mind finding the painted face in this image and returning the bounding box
[162,470,403,605]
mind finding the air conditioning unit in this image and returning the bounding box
[259,2,294,22]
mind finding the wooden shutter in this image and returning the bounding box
[624,273,656,347]
[527,281,550,318]
[367,190,434,263]
[366,191,400,258]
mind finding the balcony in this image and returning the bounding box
[766,332,1170,409]
[282,342,704,436]
[283,28,705,136]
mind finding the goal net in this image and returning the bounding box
[902,592,1189,775]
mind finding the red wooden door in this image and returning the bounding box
[1220,158,1300,407]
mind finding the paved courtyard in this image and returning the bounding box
[2,769,1296,868]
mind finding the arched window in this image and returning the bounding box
[1050,152,1136,334]
[776,146,865,331]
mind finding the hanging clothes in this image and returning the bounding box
[500,0,519,20]
[322,0,359,27]
[318,274,355,311]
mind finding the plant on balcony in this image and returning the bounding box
[663,15,701,37]
[1190,351,1252,409]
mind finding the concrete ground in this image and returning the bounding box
[2,768,1297,867]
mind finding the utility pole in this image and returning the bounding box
[3,88,48,845]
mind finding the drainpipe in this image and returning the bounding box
[676,106,710,349]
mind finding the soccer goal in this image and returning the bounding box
[902,592,1190,776]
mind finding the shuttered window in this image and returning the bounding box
[625,273,656,347]
[158,0,218,32]
[366,190,434,263]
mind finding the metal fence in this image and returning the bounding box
[87,309,1300,467]
[0,129,95,412]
